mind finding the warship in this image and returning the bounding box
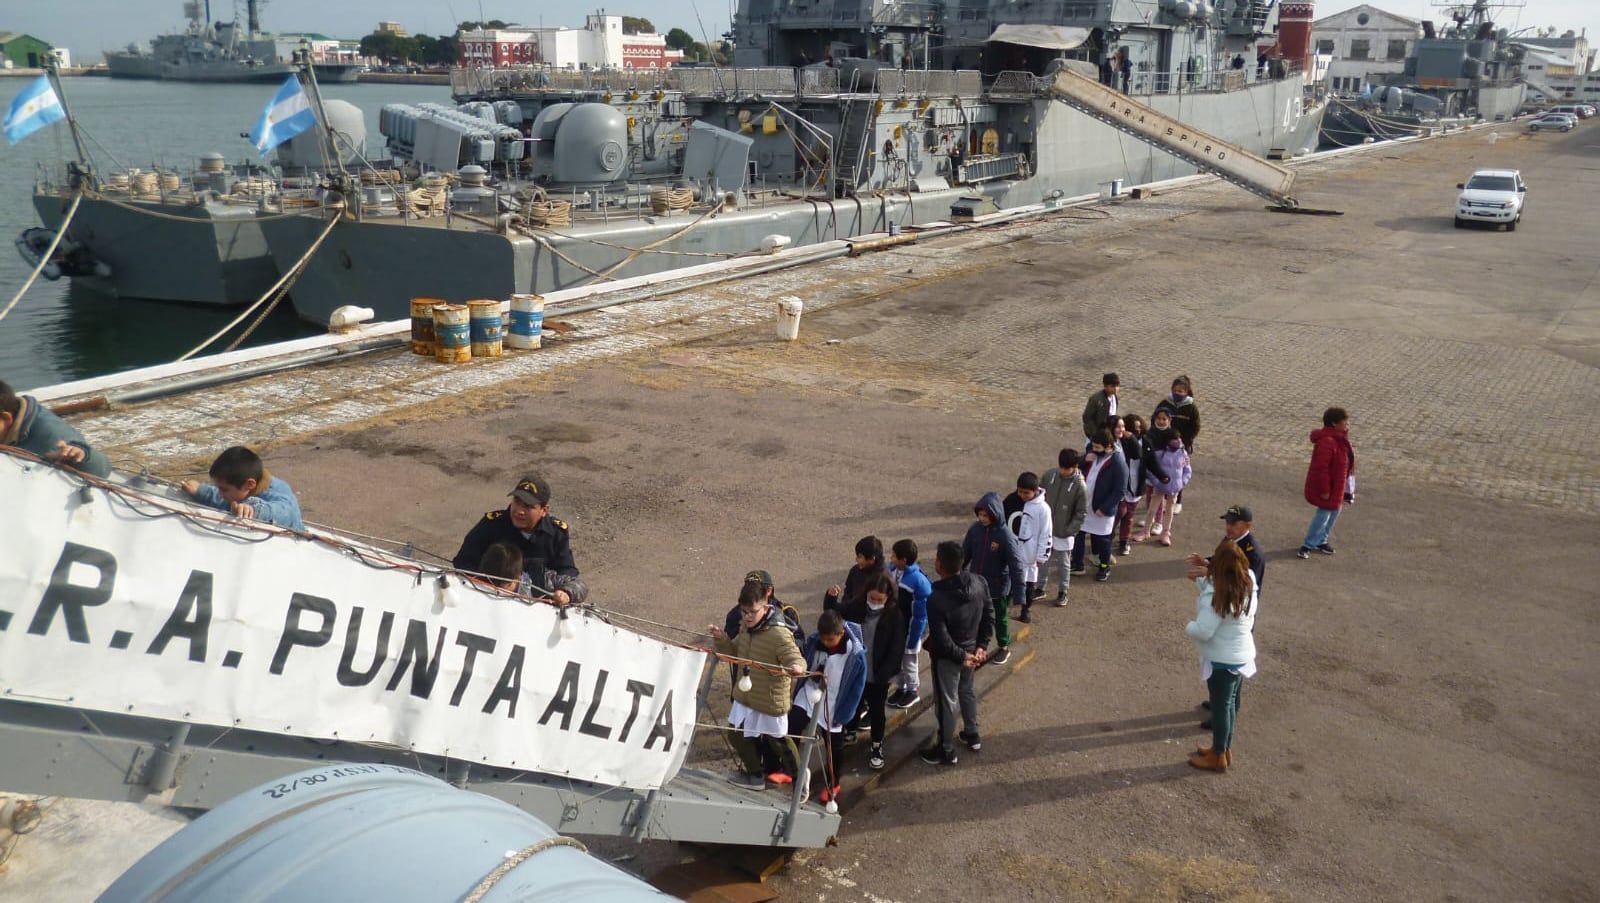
[29,1,1326,324]
[105,0,360,84]
[253,0,1328,326]
[1318,0,1529,147]
[27,102,365,307]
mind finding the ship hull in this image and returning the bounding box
[33,192,278,306]
[264,77,1323,326]
[104,53,295,83]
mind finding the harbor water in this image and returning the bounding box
[0,77,451,391]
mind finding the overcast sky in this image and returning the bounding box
[8,1,1597,63]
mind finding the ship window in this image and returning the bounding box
[1317,39,1335,54]
[1349,39,1371,59]
[1387,39,1407,59]
[1356,13,1370,25]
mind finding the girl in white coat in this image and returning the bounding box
[1185,539,1257,772]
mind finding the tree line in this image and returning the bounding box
[357,18,729,66]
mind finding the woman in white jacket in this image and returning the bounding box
[1185,540,1257,772]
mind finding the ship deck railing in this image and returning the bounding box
[990,60,1307,102]
[453,65,983,102]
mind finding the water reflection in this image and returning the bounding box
[41,281,315,385]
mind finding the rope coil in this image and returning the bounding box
[649,187,695,215]
[519,188,573,229]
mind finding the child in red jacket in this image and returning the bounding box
[1298,407,1354,559]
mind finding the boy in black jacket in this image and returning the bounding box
[920,541,995,766]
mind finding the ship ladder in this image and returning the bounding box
[1045,68,1342,215]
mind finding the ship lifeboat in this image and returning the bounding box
[13,227,112,281]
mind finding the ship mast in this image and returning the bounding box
[44,51,93,178]
[294,41,348,180]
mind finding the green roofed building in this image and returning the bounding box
[0,32,54,69]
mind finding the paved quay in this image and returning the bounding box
[19,119,1600,902]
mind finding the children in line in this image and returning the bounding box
[711,582,808,790]
[962,493,1025,664]
[1137,423,1193,546]
[887,539,932,709]
[1002,472,1053,623]
[791,609,867,804]
[1040,448,1087,606]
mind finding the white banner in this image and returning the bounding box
[0,453,705,790]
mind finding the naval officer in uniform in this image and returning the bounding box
[453,475,583,605]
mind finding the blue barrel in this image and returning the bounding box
[507,293,544,350]
[94,765,675,902]
[468,299,503,358]
[432,303,470,363]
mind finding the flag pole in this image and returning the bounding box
[44,50,93,178]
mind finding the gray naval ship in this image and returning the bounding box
[1320,0,1529,147]
[252,0,1327,325]
[27,101,366,306]
[29,1,1324,323]
[106,0,359,83]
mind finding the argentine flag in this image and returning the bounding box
[4,75,66,145]
[249,74,318,156]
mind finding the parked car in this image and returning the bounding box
[1455,169,1525,231]
[1529,113,1576,132]
[1580,104,1598,118]
[1548,104,1590,119]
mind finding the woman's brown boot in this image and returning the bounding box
[1193,746,1234,768]
[1187,749,1227,772]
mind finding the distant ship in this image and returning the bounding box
[1320,0,1527,147]
[105,0,359,84]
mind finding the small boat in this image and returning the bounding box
[14,226,112,281]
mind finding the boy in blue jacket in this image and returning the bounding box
[961,492,1025,665]
[790,610,867,805]
[181,445,305,531]
[0,380,111,477]
[1071,429,1128,583]
[888,538,932,709]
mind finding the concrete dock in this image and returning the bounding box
[9,119,1600,901]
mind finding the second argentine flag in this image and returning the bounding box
[249,75,318,156]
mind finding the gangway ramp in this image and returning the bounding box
[0,450,840,850]
[1047,68,1304,210]
[0,698,840,848]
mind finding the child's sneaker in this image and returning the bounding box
[1151,522,1164,535]
[869,743,885,769]
[1296,547,1311,559]
[959,730,983,751]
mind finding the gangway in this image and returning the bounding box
[0,450,840,850]
[1046,68,1327,212]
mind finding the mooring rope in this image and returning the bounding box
[175,205,345,361]
[0,191,83,325]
